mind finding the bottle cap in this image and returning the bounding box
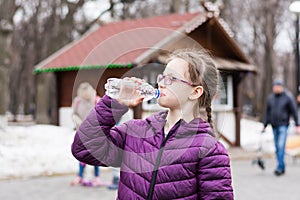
[155,89,160,99]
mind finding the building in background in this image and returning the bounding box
[34,11,257,147]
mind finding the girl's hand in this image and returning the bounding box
[117,96,144,107]
[296,126,300,135]
[116,77,145,107]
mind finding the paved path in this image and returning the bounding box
[0,170,117,200]
[231,157,300,200]
[1,158,300,200]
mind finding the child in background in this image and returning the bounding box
[70,82,101,186]
[72,48,234,199]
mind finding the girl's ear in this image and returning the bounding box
[189,86,204,100]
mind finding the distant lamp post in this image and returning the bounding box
[289,0,300,95]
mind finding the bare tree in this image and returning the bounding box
[0,0,19,127]
[9,0,109,123]
[221,0,293,119]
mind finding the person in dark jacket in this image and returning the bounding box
[71,48,234,199]
[263,79,299,176]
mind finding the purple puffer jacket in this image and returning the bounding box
[72,95,234,200]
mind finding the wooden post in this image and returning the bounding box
[233,73,245,147]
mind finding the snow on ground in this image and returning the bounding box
[240,118,296,153]
[0,125,78,180]
[0,118,285,180]
[240,118,275,152]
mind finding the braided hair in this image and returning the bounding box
[169,48,219,132]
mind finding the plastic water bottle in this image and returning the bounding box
[105,78,160,101]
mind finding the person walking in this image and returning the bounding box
[72,48,234,199]
[263,79,300,176]
[70,82,102,186]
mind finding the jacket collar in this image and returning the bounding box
[147,110,214,137]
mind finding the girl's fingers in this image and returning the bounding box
[117,96,144,107]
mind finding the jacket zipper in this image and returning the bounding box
[147,121,181,200]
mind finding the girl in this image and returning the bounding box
[72,48,234,199]
[70,82,101,186]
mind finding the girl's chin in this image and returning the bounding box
[158,99,168,108]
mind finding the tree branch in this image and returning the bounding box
[77,1,116,35]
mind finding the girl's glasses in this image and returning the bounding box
[157,74,196,86]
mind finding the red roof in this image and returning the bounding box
[34,12,200,73]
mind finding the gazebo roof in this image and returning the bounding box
[34,12,199,73]
[34,12,256,74]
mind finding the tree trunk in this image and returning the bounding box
[0,0,16,127]
[261,10,276,121]
[0,0,16,115]
[170,0,182,13]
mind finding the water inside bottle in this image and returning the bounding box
[119,79,138,99]
[105,78,160,101]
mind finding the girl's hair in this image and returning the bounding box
[169,48,219,130]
